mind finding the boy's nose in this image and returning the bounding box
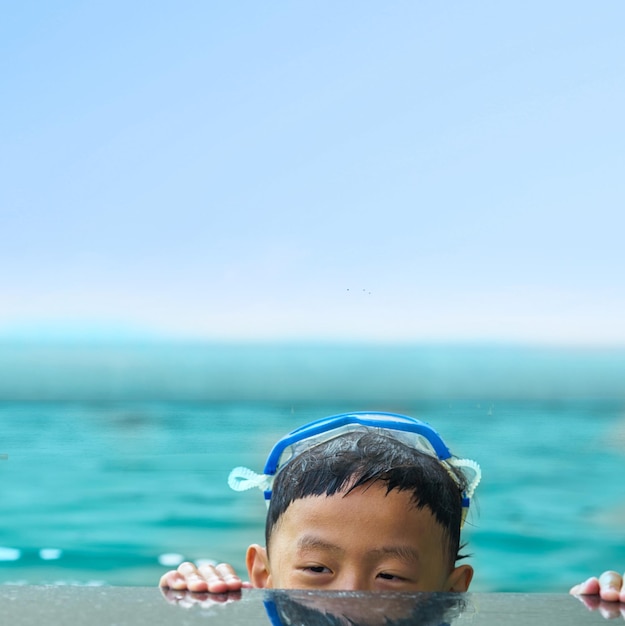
[331,570,370,591]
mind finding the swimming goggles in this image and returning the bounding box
[228,412,481,527]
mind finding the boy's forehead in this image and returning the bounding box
[279,477,433,518]
[273,482,447,552]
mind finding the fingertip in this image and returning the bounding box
[579,577,600,595]
[158,573,170,588]
[177,561,197,574]
[168,575,189,590]
[213,563,243,592]
[598,571,623,603]
[225,578,243,592]
[188,579,209,592]
[206,580,229,594]
[600,587,620,603]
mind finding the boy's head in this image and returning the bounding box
[229,412,480,593]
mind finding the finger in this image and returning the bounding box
[159,570,190,590]
[570,577,600,596]
[177,561,209,592]
[598,571,623,603]
[215,562,244,591]
[197,563,230,594]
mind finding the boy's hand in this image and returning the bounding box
[570,571,625,603]
[159,562,251,593]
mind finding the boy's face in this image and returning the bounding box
[246,481,473,592]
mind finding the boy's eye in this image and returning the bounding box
[305,565,331,574]
[377,572,405,581]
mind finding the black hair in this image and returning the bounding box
[265,429,469,567]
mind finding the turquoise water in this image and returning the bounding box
[1,342,624,591]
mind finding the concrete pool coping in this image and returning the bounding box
[1,585,620,624]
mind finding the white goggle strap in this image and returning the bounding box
[228,466,274,506]
[447,458,481,528]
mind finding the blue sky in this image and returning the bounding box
[2,1,624,344]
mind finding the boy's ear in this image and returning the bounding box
[246,544,272,588]
[445,564,474,592]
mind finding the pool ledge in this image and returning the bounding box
[0,585,617,625]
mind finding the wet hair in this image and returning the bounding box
[265,429,469,567]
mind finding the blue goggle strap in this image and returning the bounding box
[263,412,452,476]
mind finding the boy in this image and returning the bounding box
[160,411,624,603]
